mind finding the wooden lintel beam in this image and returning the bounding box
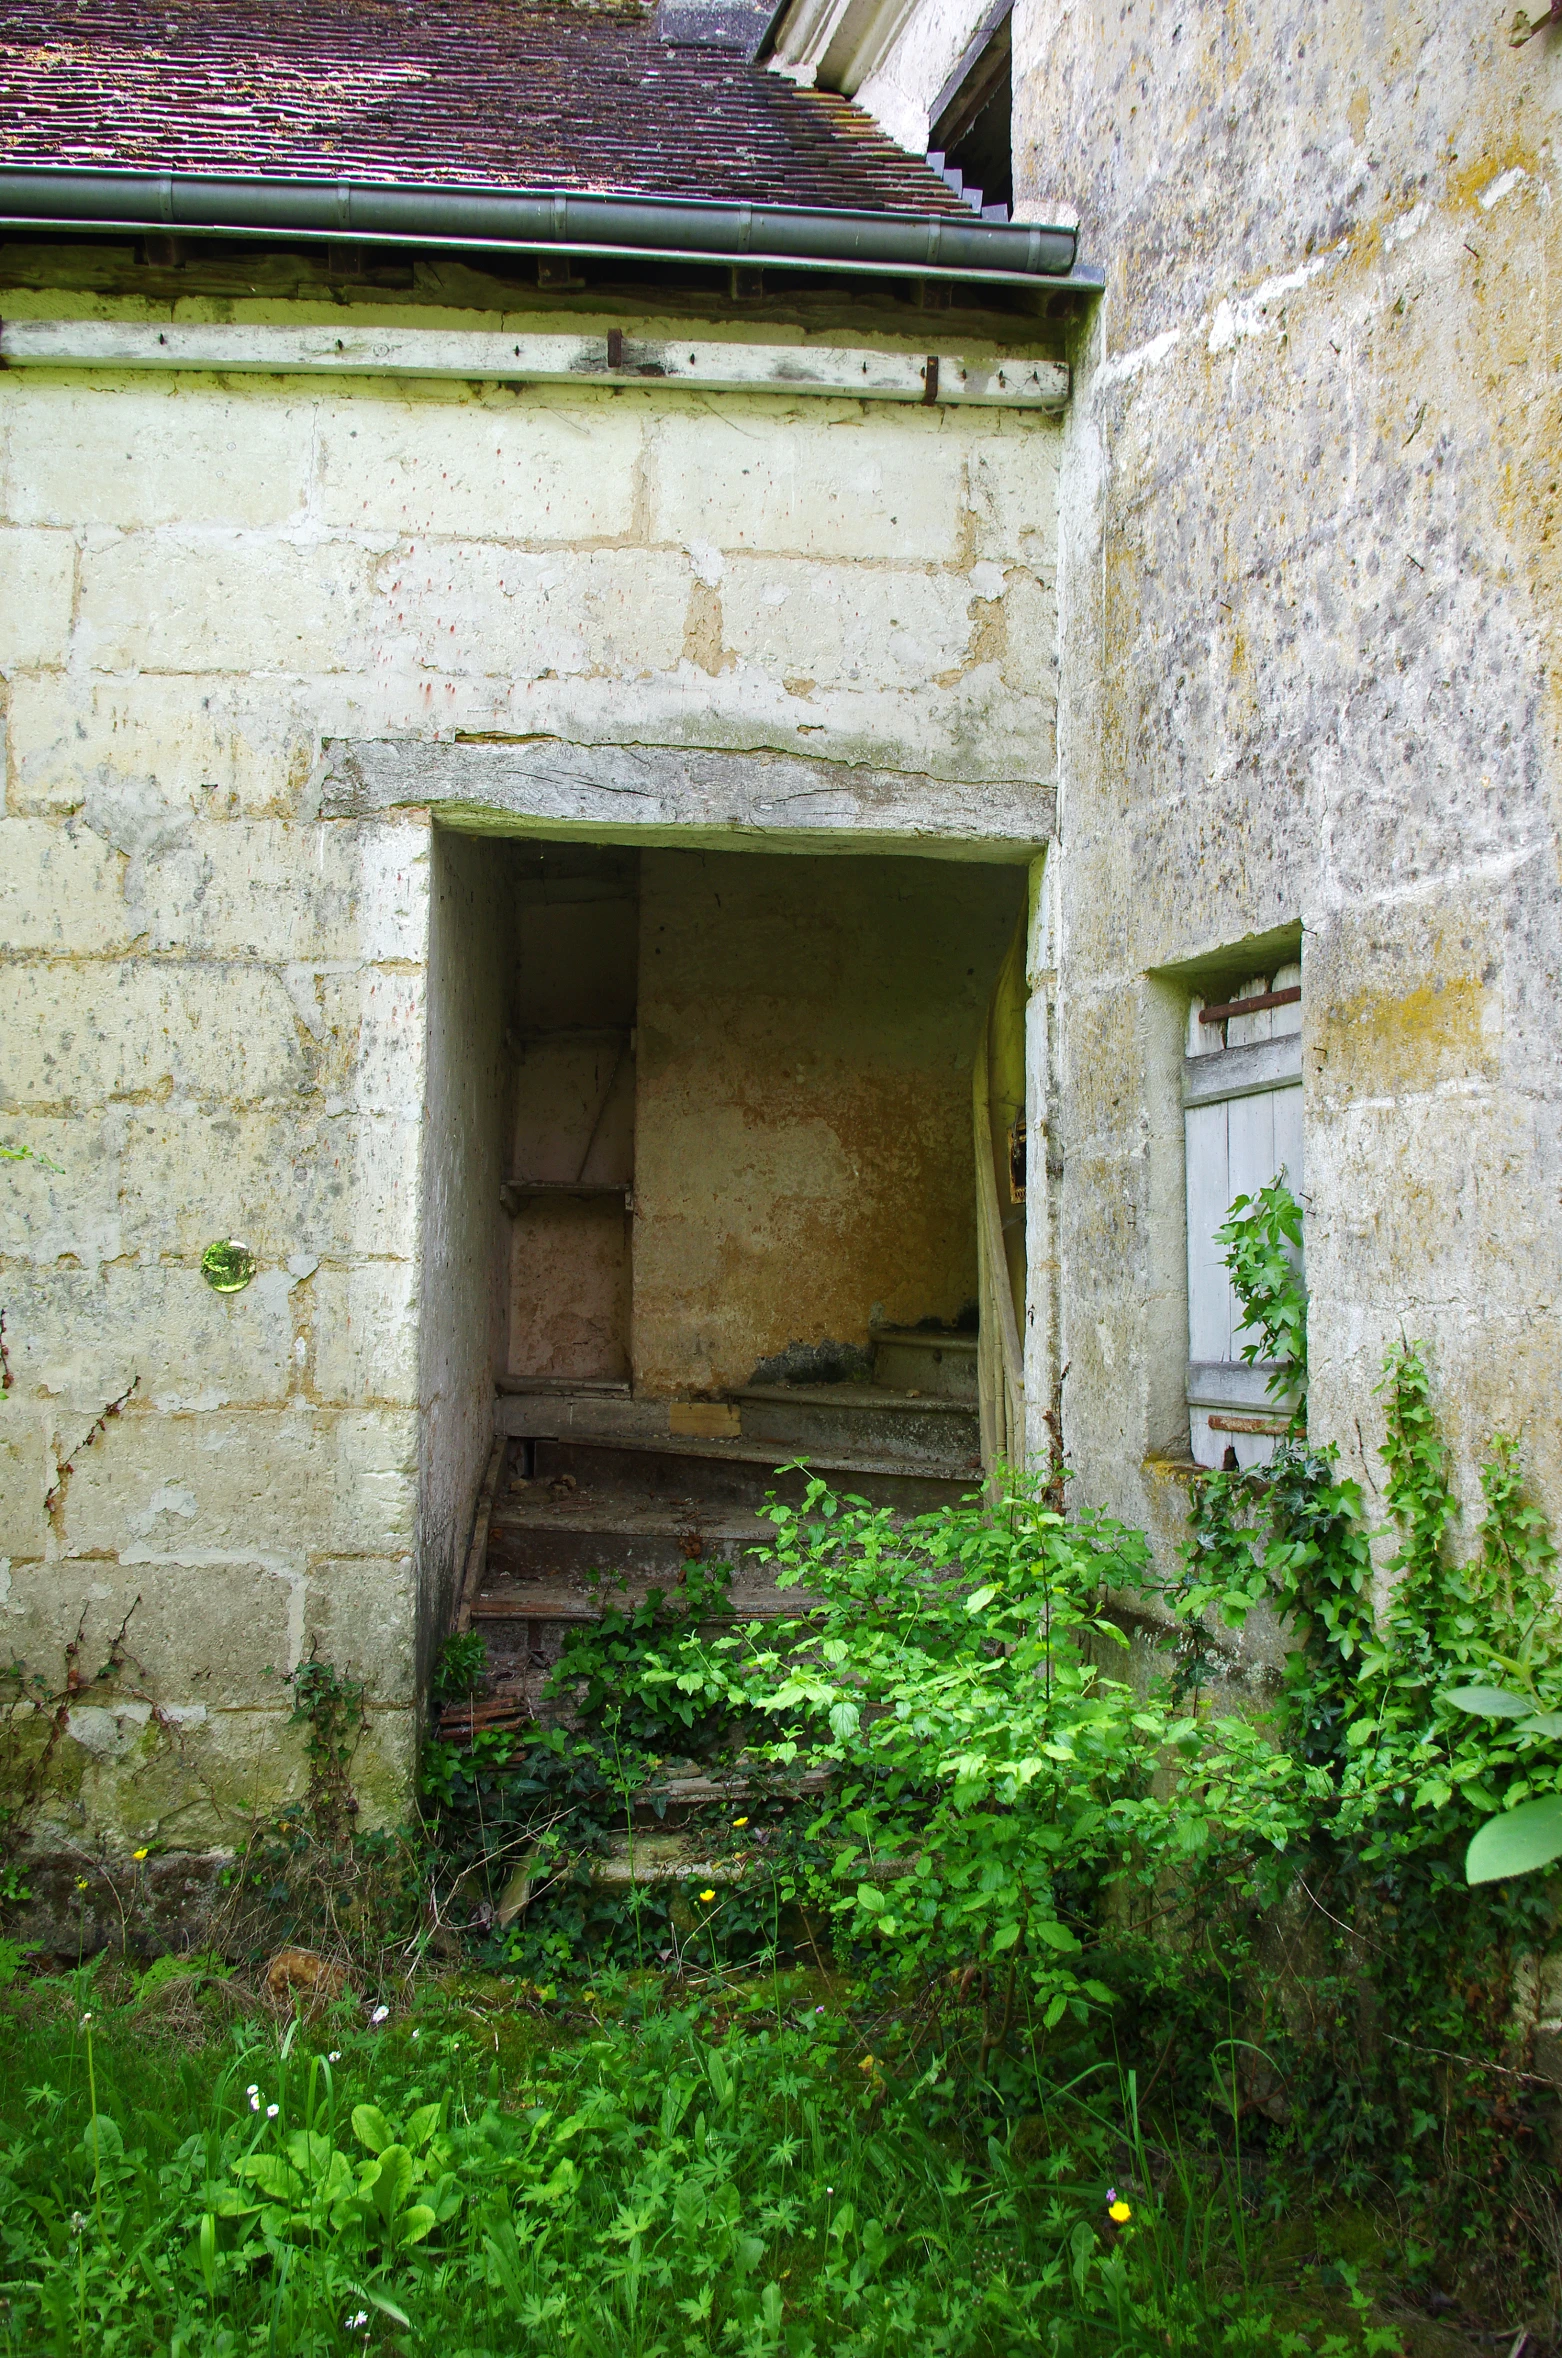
[0,318,1069,410]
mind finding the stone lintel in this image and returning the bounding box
[319,737,1054,863]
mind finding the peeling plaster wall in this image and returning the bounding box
[632,849,1024,1394]
[0,269,1062,1849]
[1014,1,1562,1558]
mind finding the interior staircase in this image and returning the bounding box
[442,1325,981,1741]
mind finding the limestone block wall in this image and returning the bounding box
[0,285,1063,1849]
[1015,0,1562,1558]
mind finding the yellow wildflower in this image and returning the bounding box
[859,2056,875,2072]
[132,1847,149,1861]
[732,1816,749,1828]
[75,1877,88,1891]
[1108,2199,1132,2225]
[699,1888,716,1903]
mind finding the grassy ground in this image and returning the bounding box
[0,1951,1518,2358]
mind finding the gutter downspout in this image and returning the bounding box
[0,165,1090,288]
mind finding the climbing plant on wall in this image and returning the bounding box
[1172,1176,1562,2251]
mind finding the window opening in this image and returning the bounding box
[1183,958,1303,1470]
[927,0,1013,220]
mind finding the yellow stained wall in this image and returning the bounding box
[631,849,1026,1396]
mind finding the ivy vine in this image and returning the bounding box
[1173,1174,1562,2250]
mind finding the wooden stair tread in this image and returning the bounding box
[871,1327,978,1352]
[490,1499,769,1537]
[470,1583,809,1622]
[730,1383,976,1413]
[555,1433,981,1480]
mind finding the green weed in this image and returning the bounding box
[0,1970,1396,2356]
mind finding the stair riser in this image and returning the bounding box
[871,1340,978,1400]
[487,1524,770,1585]
[737,1395,979,1461]
[528,1437,976,1515]
[466,1607,803,1725]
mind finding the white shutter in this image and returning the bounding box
[1183,963,1302,1470]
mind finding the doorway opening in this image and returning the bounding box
[421,831,1028,1723]
[503,843,639,1389]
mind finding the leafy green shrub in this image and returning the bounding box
[737,1475,1303,2027]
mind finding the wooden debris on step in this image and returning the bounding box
[437,1695,531,1743]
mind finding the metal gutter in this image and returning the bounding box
[0,165,1080,285]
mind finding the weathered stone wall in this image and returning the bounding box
[0,269,1063,1847]
[1012,0,1562,1556]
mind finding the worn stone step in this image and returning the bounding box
[870,1326,979,1400]
[527,1433,980,1514]
[728,1383,982,1463]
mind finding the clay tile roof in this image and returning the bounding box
[0,0,970,215]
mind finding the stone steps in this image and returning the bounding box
[527,1432,979,1513]
[447,1325,985,1747]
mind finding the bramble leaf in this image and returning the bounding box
[1446,1686,1532,1719]
[1466,1794,1562,1884]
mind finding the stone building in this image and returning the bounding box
[0,0,1556,1876]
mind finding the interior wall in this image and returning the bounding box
[504,846,639,1383]
[632,848,1027,1396]
[416,828,510,1685]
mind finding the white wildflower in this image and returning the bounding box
[370,2004,389,2025]
[266,2103,279,2119]
[328,2050,341,2063]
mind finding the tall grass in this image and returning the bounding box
[0,1962,1395,2356]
